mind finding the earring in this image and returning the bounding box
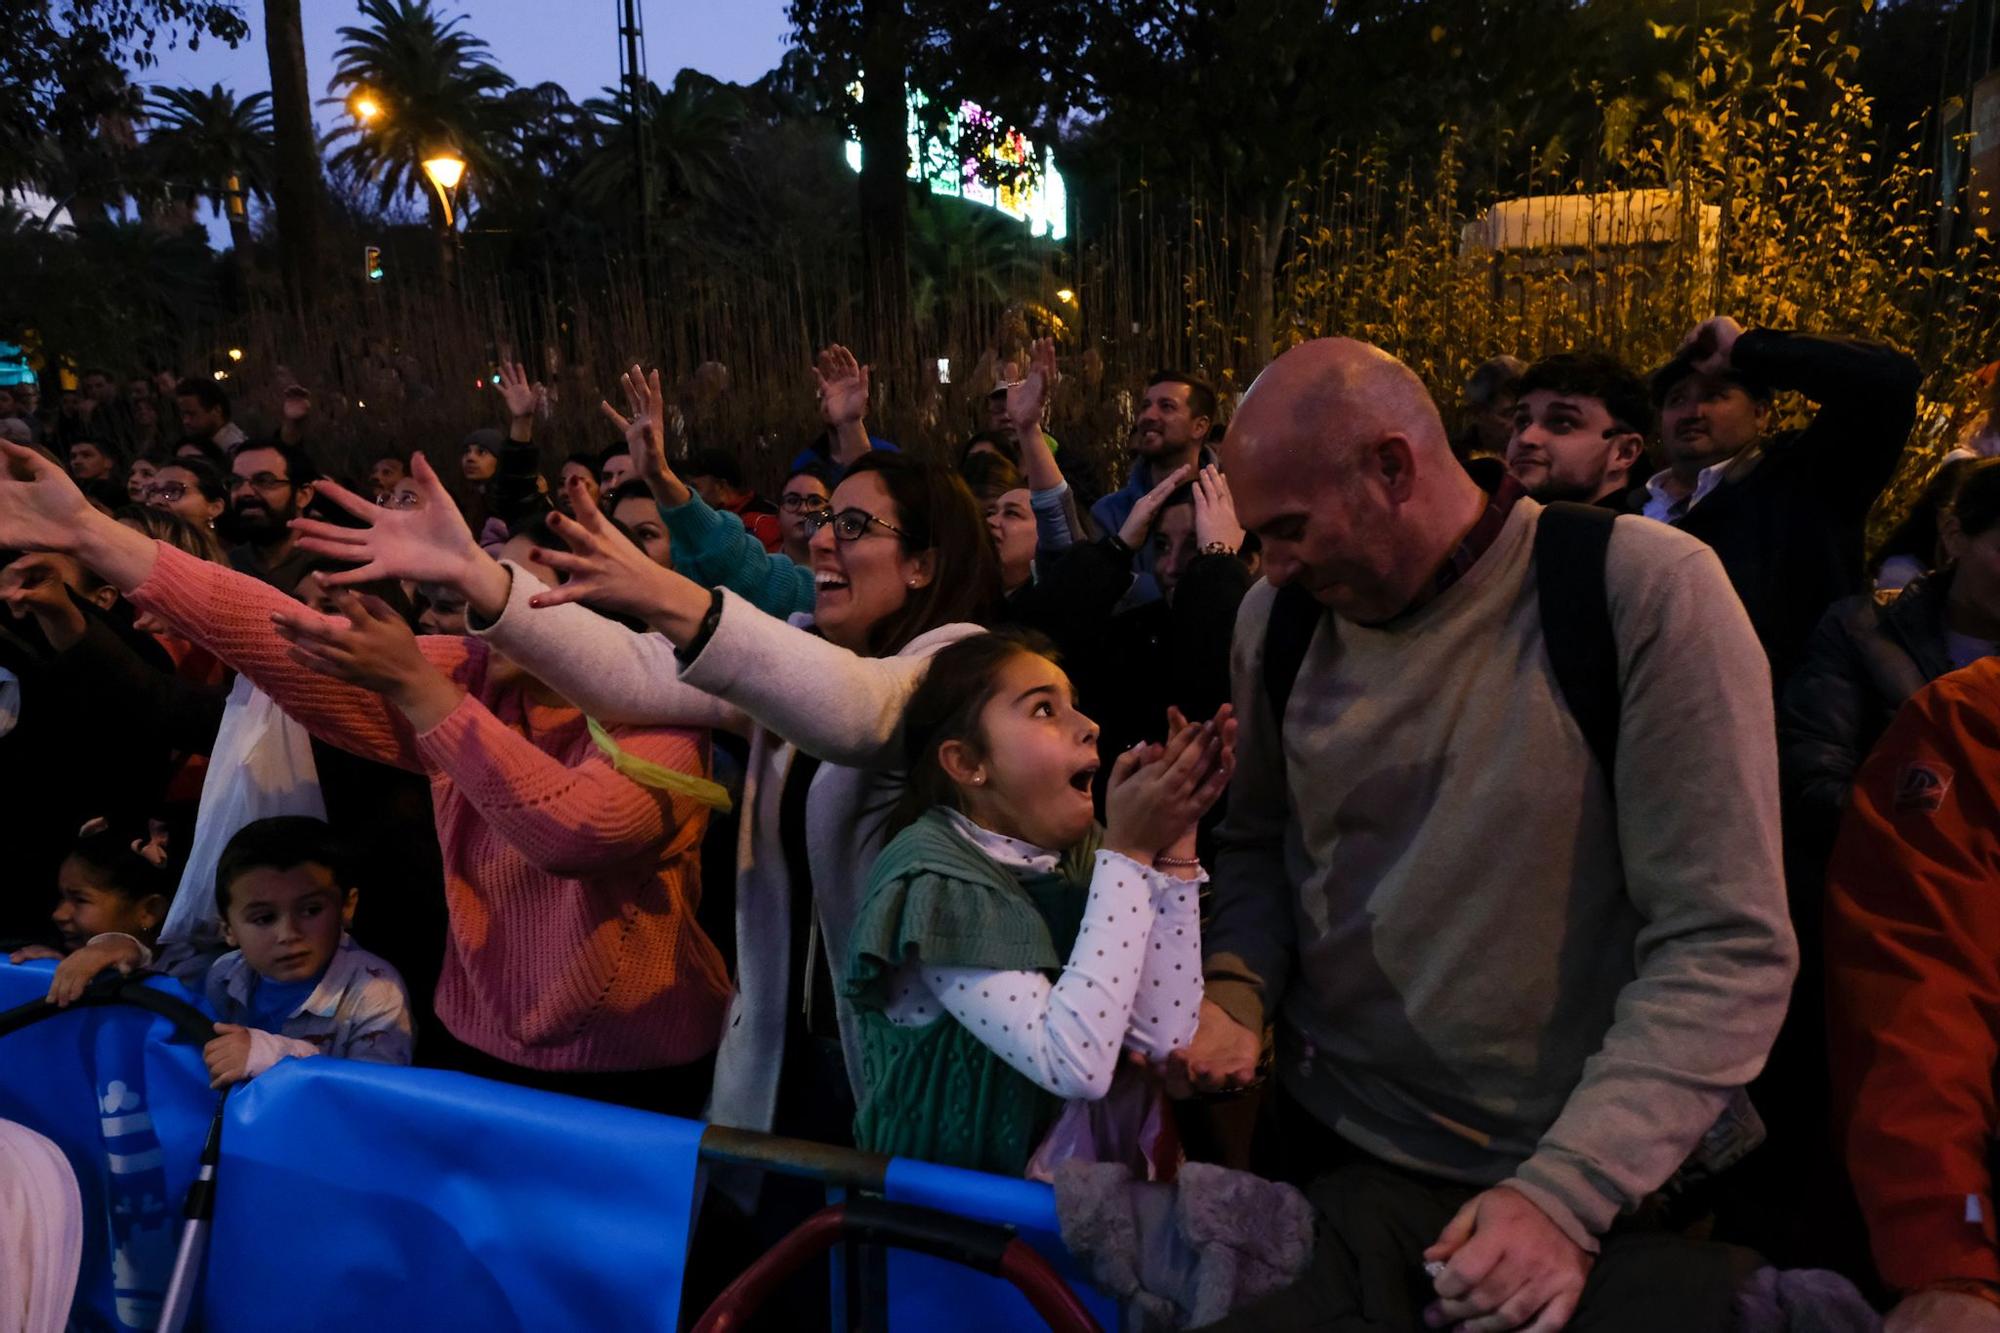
[907,579,918,588]
[972,774,985,785]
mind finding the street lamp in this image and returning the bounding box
[349,92,382,124]
[421,153,466,229]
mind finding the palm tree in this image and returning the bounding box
[324,0,515,229]
[264,0,326,306]
[573,72,747,221]
[146,84,274,252]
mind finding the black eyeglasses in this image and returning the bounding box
[779,492,831,513]
[802,506,909,543]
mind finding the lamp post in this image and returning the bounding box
[421,153,466,229]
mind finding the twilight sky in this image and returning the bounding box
[134,0,794,243]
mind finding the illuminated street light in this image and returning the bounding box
[350,92,382,123]
[422,153,466,228]
[1055,288,1076,304]
[226,347,243,362]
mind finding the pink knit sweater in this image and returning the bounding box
[132,542,732,1072]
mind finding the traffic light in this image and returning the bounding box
[363,245,384,282]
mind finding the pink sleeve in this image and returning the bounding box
[411,697,707,878]
[129,541,477,773]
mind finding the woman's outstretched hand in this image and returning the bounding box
[0,441,93,555]
[600,364,690,507]
[528,477,712,641]
[271,589,463,729]
[290,454,512,618]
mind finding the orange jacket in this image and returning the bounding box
[1828,655,2000,1292]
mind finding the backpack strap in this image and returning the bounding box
[1262,583,1324,730]
[1533,502,1621,787]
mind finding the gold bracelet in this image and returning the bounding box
[1154,854,1201,868]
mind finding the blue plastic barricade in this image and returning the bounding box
[0,961,216,1332]
[883,1156,1119,1332]
[207,1057,706,1331]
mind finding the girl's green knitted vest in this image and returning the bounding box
[843,807,1100,1175]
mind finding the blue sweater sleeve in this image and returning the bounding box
[659,493,815,619]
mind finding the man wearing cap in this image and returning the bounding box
[1647,316,1921,690]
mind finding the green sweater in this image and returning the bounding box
[843,808,1098,1174]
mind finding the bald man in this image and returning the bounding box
[1182,340,1795,1331]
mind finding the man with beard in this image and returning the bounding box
[1505,353,1652,510]
[1646,316,1920,691]
[222,439,318,590]
[1091,370,1219,606]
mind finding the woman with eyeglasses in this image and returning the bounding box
[0,442,735,1114]
[281,408,1002,1152]
[776,463,832,568]
[143,457,227,530]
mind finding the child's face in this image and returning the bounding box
[220,862,355,985]
[52,858,164,952]
[950,652,1102,850]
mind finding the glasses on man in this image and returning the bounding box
[779,492,831,514]
[144,481,191,504]
[375,490,423,510]
[801,507,909,543]
[229,472,293,495]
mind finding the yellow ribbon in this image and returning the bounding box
[587,717,733,812]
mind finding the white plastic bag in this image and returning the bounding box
[159,676,325,945]
[1025,1064,1182,1184]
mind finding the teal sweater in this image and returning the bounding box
[660,492,814,619]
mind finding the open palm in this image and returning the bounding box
[815,345,870,426]
[1004,337,1058,432]
[290,453,486,589]
[0,442,94,554]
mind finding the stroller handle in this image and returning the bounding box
[691,1198,1103,1332]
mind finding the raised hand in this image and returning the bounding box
[1103,714,1230,863]
[1680,315,1745,376]
[526,478,686,623]
[1117,463,1193,550]
[599,364,690,506]
[272,589,464,728]
[0,441,93,555]
[1004,337,1059,435]
[815,344,871,427]
[497,360,541,421]
[289,453,491,596]
[1191,465,1245,554]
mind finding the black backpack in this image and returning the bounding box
[1262,502,1622,786]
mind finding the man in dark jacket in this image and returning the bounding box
[1646,316,1921,691]
[1504,352,1652,510]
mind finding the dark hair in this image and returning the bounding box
[506,511,568,553]
[783,460,833,493]
[604,480,657,509]
[292,556,420,627]
[685,448,745,491]
[1952,457,2000,540]
[598,441,631,466]
[887,629,1060,836]
[158,453,228,501]
[114,504,229,564]
[1876,458,1974,572]
[173,437,228,468]
[371,449,410,468]
[839,452,1002,654]
[65,828,171,907]
[174,378,231,418]
[1144,370,1219,427]
[214,816,351,917]
[956,431,1021,470]
[561,450,600,473]
[958,452,1026,504]
[1465,355,1528,408]
[230,437,319,485]
[1649,349,1773,408]
[1516,352,1653,437]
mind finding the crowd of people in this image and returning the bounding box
[0,311,1997,1333]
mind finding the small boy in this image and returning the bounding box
[48,816,414,1088]
[7,828,170,964]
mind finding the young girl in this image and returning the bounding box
[7,829,170,964]
[843,631,1234,1175]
